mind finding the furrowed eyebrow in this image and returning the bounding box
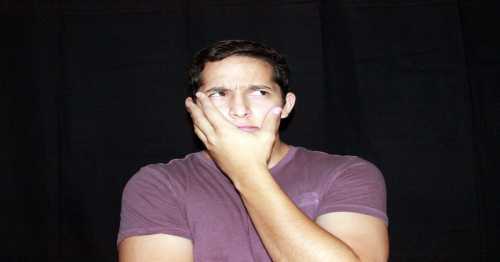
[248,85,273,91]
[204,87,229,93]
[204,86,272,93]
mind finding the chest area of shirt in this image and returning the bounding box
[184,170,322,228]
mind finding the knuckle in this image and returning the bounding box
[206,138,217,148]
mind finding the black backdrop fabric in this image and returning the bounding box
[3,1,500,261]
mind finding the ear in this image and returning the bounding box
[281,92,296,119]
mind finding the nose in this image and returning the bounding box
[229,93,250,118]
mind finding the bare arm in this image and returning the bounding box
[118,234,193,262]
[185,92,389,261]
[235,166,388,262]
[316,212,389,262]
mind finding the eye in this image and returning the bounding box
[208,89,227,97]
[251,89,270,96]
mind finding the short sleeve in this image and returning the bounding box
[117,165,191,245]
[317,158,388,224]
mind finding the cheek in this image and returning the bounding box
[209,99,231,116]
[249,99,281,117]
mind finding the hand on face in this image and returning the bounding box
[185,92,282,178]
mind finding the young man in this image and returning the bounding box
[118,40,389,261]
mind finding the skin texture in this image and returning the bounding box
[118,56,389,262]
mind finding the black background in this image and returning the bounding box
[3,0,499,261]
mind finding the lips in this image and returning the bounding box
[237,125,259,132]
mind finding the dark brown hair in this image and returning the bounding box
[187,40,290,98]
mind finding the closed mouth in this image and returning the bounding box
[237,126,259,132]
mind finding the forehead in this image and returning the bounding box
[200,56,274,86]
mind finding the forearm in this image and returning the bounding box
[233,167,361,262]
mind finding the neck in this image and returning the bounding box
[267,135,290,169]
[201,136,290,170]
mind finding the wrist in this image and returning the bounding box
[231,165,272,192]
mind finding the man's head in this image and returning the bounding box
[187,40,295,132]
[188,40,290,100]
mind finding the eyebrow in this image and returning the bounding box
[203,87,229,93]
[203,85,273,93]
[248,85,273,91]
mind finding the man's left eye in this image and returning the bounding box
[252,90,269,96]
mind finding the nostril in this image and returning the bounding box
[230,109,249,118]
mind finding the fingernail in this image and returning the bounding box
[195,92,202,98]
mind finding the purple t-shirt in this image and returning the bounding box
[118,146,388,261]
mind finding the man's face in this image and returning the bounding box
[198,55,295,132]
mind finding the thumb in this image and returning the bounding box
[261,107,282,134]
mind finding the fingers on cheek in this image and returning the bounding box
[197,94,218,116]
[193,126,207,144]
[186,97,196,109]
[189,106,206,126]
[194,123,218,147]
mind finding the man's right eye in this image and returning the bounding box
[208,90,226,97]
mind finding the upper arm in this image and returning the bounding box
[118,233,193,262]
[316,212,389,262]
[118,165,192,259]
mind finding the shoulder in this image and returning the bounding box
[118,154,203,246]
[290,147,386,203]
[123,152,205,197]
[292,147,381,177]
[282,147,388,223]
